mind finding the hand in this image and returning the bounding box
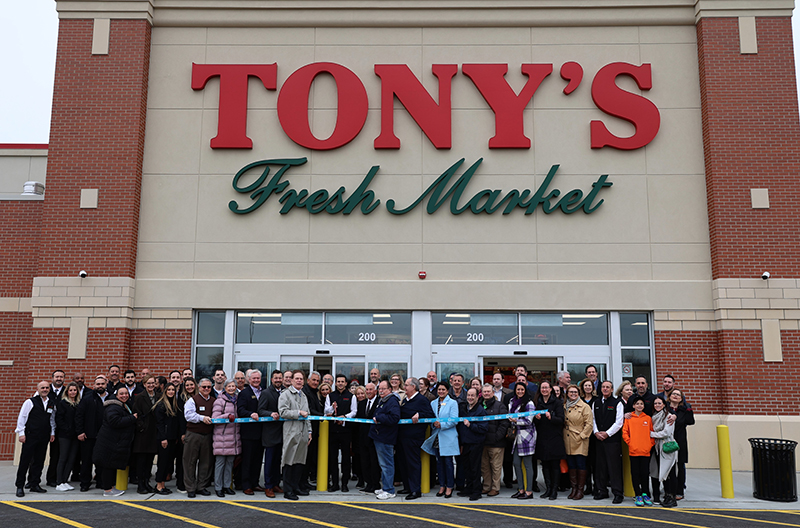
[332,402,338,412]
[667,414,676,425]
[509,417,517,423]
[412,413,419,424]
[308,433,313,445]
[250,412,259,421]
[77,433,86,441]
[229,414,236,422]
[595,431,608,441]
[534,414,542,420]
[545,411,551,420]
[271,412,279,420]
[373,418,378,424]
[434,421,441,429]
[203,416,212,424]
[299,410,308,418]
[463,419,470,427]
[133,413,139,419]
[181,435,186,443]
[624,412,632,420]
[50,435,55,443]
[335,419,344,426]
[18,435,25,444]
[161,440,168,448]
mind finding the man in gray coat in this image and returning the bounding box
[258,370,284,498]
[278,370,312,501]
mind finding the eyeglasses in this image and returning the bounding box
[199,385,212,389]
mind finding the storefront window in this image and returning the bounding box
[432,313,518,345]
[620,313,650,346]
[236,361,276,389]
[435,362,475,383]
[521,313,608,345]
[620,313,652,387]
[369,362,407,383]
[324,312,411,344]
[335,362,366,385]
[197,312,225,345]
[236,312,322,344]
[195,311,225,380]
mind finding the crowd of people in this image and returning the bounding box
[14,363,694,506]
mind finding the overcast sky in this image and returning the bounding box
[1,4,799,144]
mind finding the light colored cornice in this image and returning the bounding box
[695,0,794,21]
[56,0,155,24]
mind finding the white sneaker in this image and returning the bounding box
[65,483,75,490]
[56,483,70,492]
[103,489,125,497]
[374,489,382,495]
[377,491,395,500]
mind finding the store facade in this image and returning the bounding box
[1,0,799,467]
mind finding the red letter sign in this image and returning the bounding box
[462,64,553,148]
[277,63,368,150]
[192,63,277,149]
[374,64,458,149]
[590,62,660,150]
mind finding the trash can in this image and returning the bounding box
[749,438,797,502]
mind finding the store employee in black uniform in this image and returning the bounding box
[15,381,56,497]
[592,380,625,504]
[324,374,357,492]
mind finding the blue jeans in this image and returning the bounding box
[436,455,454,488]
[374,440,395,494]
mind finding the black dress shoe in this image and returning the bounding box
[138,485,150,494]
[188,491,196,498]
[397,488,410,495]
[436,490,445,497]
[519,493,533,500]
[216,490,225,497]
[510,491,522,498]
[296,488,310,496]
[328,484,340,492]
[29,485,47,493]
[284,492,299,501]
[24,483,30,489]
[405,491,421,500]
[197,488,211,496]
[16,488,24,497]
[612,495,624,504]
[444,491,453,498]
[469,494,481,501]
[457,491,470,497]
[155,488,172,495]
[224,488,235,495]
[341,484,349,493]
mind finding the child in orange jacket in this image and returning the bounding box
[623,395,655,506]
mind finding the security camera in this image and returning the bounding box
[79,270,88,279]
[762,271,770,280]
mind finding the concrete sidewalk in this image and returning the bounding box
[0,462,796,509]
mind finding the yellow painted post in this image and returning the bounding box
[621,443,634,497]
[716,425,735,499]
[421,426,431,494]
[317,420,329,492]
[116,467,129,491]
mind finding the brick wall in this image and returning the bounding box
[697,17,800,279]
[0,313,33,459]
[129,329,193,378]
[0,201,42,297]
[40,18,151,277]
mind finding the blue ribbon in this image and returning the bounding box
[210,410,544,425]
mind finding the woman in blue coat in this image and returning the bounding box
[422,381,459,498]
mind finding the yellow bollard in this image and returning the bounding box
[421,426,431,494]
[116,467,129,491]
[716,425,735,499]
[621,443,634,497]
[317,420,329,492]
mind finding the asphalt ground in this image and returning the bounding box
[2,500,800,528]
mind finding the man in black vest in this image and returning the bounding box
[356,382,380,493]
[15,381,56,496]
[75,375,108,492]
[397,377,435,500]
[258,370,284,498]
[237,369,265,495]
[325,374,356,492]
[592,380,625,504]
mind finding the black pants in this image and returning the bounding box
[398,436,422,494]
[359,436,380,491]
[16,436,49,488]
[303,423,319,483]
[241,438,264,490]
[136,452,155,484]
[629,455,650,497]
[79,438,101,489]
[156,440,178,482]
[462,443,483,497]
[99,466,117,491]
[56,437,80,484]
[594,439,623,498]
[283,463,305,495]
[175,440,185,490]
[328,430,352,487]
[677,462,686,493]
[46,434,59,484]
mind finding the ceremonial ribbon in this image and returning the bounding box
[210,409,545,425]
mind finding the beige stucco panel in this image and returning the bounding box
[142,110,203,175]
[152,27,207,46]
[423,243,537,264]
[206,27,315,46]
[138,174,198,243]
[647,174,710,243]
[639,43,701,110]
[529,26,639,46]
[424,27,534,46]
[310,243,423,264]
[195,242,310,263]
[645,109,705,175]
[148,44,207,110]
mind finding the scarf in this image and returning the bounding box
[224,392,237,405]
[510,396,521,413]
[565,397,581,411]
[651,409,668,432]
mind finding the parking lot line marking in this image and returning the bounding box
[444,503,591,528]
[550,505,712,528]
[117,501,223,527]
[2,501,92,528]
[336,501,471,528]
[223,501,347,528]
[675,509,800,526]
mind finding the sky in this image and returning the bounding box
[1,4,799,144]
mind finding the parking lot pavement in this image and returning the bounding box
[2,500,800,528]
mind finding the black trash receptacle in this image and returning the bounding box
[749,438,798,502]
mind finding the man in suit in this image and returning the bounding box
[356,382,380,493]
[302,371,323,487]
[258,370,285,498]
[397,377,435,500]
[75,375,108,492]
[237,369,264,495]
[45,369,66,487]
[492,372,512,403]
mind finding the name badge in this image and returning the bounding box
[47,408,53,414]
[252,395,256,399]
[199,406,205,411]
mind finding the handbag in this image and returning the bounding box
[662,440,679,454]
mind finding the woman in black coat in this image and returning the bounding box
[55,382,81,491]
[154,383,181,495]
[132,375,159,494]
[94,386,137,497]
[667,389,694,500]
[534,380,567,500]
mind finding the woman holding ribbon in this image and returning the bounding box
[212,380,241,497]
[422,380,459,499]
[509,381,536,500]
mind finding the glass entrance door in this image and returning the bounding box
[332,356,366,385]
[280,355,313,377]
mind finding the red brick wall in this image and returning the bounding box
[654,330,722,413]
[40,18,151,278]
[129,329,193,378]
[697,17,800,279]
[0,313,33,459]
[0,201,42,297]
